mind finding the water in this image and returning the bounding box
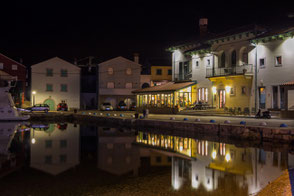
[0,122,293,196]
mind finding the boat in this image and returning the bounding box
[0,73,30,121]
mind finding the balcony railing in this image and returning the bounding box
[174,71,192,81]
[206,64,253,78]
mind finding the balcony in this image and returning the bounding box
[206,64,253,78]
[174,71,192,81]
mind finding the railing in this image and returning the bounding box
[174,71,192,81]
[206,64,253,78]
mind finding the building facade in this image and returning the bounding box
[0,53,26,107]
[31,57,80,110]
[150,65,172,86]
[98,56,141,109]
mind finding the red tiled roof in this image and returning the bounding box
[281,81,294,86]
[132,81,196,94]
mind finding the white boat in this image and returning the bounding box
[0,74,30,121]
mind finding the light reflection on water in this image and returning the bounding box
[0,122,293,195]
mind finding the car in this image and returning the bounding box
[100,102,113,111]
[117,101,127,111]
[27,104,50,113]
[57,102,68,111]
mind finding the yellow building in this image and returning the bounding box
[151,66,172,86]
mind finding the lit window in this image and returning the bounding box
[0,63,3,70]
[12,64,17,70]
[108,67,113,75]
[107,82,114,88]
[46,84,53,91]
[125,82,132,89]
[61,84,67,92]
[198,88,208,102]
[275,56,282,66]
[260,58,265,68]
[126,68,132,75]
[46,69,53,77]
[61,69,68,77]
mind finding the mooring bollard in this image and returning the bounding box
[113,114,117,117]
[170,117,175,120]
[280,123,288,127]
[93,112,97,115]
[131,114,135,118]
[106,113,110,117]
[259,122,267,126]
[240,121,246,125]
[100,113,103,116]
[224,120,231,124]
[183,118,188,121]
[82,112,85,115]
[120,114,124,117]
[140,115,144,119]
[210,119,216,123]
[195,118,201,122]
[89,112,92,115]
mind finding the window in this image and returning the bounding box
[168,69,172,75]
[61,69,68,77]
[12,64,17,70]
[231,50,237,67]
[61,84,67,92]
[206,59,211,67]
[60,155,67,163]
[46,84,53,91]
[126,68,132,75]
[46,68,53,77]
[156,69,162,75]
[108,67,113,75]
[195,61,199,68]
[44,155,52,164]
[0,63,3,70]
[275,56,282,66]
[260,58,265,69]
[125,82,132,89]
[60,140,67,148]
[220,52,226,68]
[242,51,248,64]
[241,86,246,95]
[107,82,114,88]
[45,140,52,148]
[198,88,208,102]
[156,156,162,163]
[230,87,235,96]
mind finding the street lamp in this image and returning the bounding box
[32,91,36,106]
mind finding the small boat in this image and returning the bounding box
[0,76,30,121]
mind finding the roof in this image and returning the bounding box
[0,53,26,68]
[31,57,81,69]
[99,56,142,67]
[281,81,294,86]
[132,81,196,94]
[253,25,294,41]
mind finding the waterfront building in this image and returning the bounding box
[98,56,142,109]
[168,19,294,113]
[0,53,26,107]
[31,57,80,110]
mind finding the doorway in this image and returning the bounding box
[272,86,278,109]
[259,87,266,109]
[219,90,226,108]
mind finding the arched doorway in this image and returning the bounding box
[44,98,55,111]
[231,50,237,67]
[142,83,150,89]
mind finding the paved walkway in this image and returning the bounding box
[75,110,294,128]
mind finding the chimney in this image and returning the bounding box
[199,18,208,37]
[134,53,139,64]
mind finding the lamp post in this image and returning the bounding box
[32,91,36,106]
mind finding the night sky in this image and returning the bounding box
[0,1,293,66]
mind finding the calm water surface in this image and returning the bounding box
[0,122,293,196]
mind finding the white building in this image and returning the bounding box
[98,56,141,108]
[31,57,80,110]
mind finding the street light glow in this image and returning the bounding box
[32,91,36,95]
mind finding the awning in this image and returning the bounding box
[133,81,196,94]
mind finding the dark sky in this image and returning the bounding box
[0,1,293,66]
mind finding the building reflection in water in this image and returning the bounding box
[30,123,80,175]
[136,131,294,195]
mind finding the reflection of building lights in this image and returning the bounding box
[31,138,36,144]
[212,151,217,159]
[179,146,183,152]
[212,86,217,94]
[225,86,231,93]
[225,153,231,162]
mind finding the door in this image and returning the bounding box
[259,87,266,109]
[272,86,278,109]
[219,90,226,108]
[44,99,55,111]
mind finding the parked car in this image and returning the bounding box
[27,104,50,113]
[100,102,113,111]
[57,102,68,111]
[117,101,127,111]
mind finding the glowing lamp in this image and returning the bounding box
[225,86,231,93]
[225,153,231,162]
[32,91,36,95]
[31,138,36,144]
[212,151,217,159]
